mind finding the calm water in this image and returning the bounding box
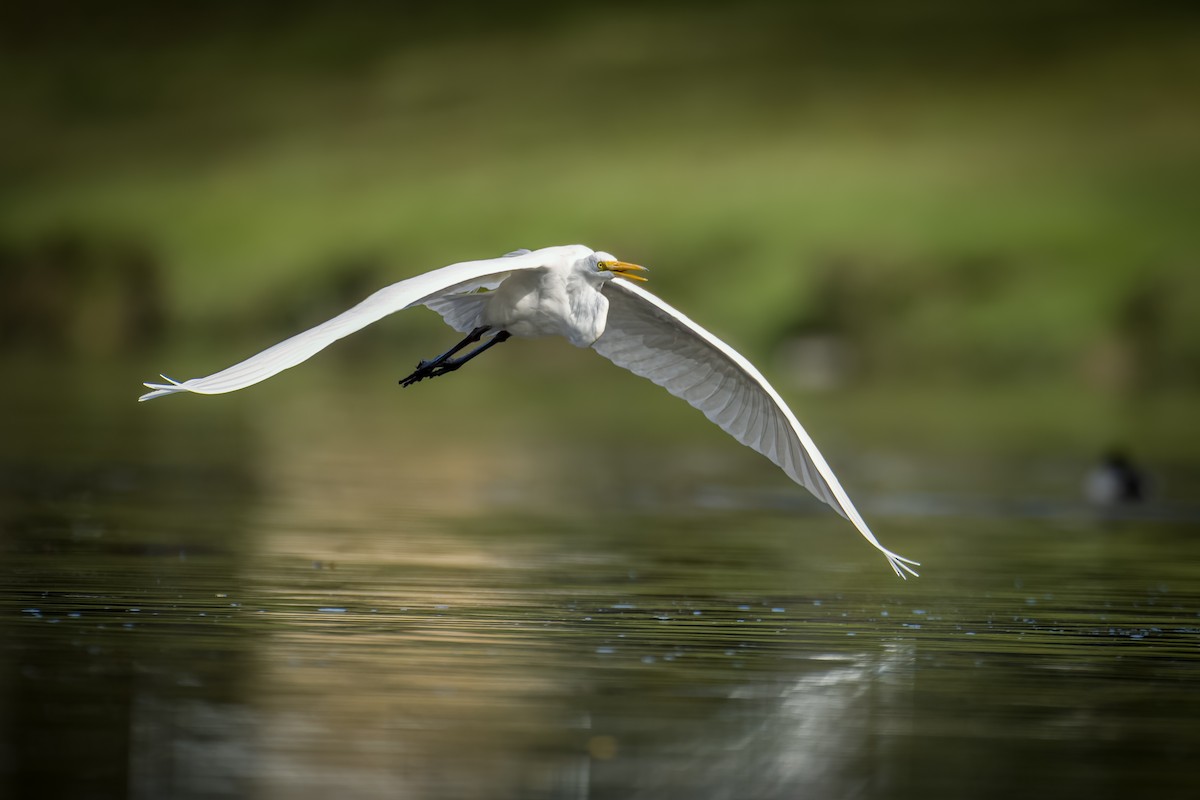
[3,358,1199,799]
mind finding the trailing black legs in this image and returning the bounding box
[399,326,512,387]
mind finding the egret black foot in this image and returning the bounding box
[400,356,474,387]
[399,364,437,387]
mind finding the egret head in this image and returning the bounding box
[593,251,649,283]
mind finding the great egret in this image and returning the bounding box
[141,245,918,578]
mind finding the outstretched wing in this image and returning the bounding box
[139,248,542,401]
[592,279,918,578]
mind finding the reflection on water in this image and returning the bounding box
[2,361,1199,799]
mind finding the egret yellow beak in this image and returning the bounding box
[603,261,649,282]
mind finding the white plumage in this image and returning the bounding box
[141,244,918,578]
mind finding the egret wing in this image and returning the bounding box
[139,249,544,401]
[593,279,918,578]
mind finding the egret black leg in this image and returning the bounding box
[425,326,491,367]
[398,326,489,387]
[400,329,511,387]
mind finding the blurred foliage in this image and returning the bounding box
[1,0,1198,389]
[0,233,166,354]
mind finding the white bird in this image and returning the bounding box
[141,244,918,578]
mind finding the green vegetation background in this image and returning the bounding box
[2,1,1198,455]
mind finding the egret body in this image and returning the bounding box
[142,245,918,578]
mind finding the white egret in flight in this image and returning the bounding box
[141,245,918,578]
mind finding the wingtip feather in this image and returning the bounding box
[138,374,184,402]
[884,551,921,579]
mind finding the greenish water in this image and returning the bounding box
[3,357,1199,799]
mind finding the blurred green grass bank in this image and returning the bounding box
[2,1,1197,450]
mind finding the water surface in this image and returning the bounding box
[3,358,1198,799]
